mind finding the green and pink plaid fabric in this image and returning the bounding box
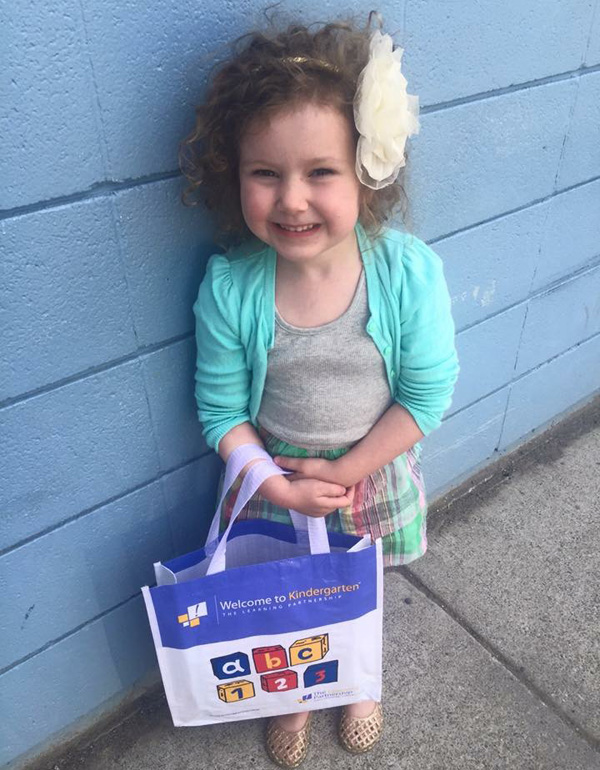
[218,427,428,568]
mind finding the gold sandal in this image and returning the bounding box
[266,712,312,768]
[339,702,383,754]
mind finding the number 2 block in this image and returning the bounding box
[217,679,255,703]
[303,660,339,687]
[261,669,299,693]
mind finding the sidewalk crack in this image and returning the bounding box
[397,566,600,754]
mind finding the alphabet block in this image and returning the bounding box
[303,660,339,687]
[252,644,288,673]
[217,679,255,703]
[289,634,329,666]
[260,669,299,693]
[211,651,251,680]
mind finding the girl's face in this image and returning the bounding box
[239,102,362,268]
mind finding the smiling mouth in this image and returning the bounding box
[275,223,320,233]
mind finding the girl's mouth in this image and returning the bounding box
[274,223,321,235]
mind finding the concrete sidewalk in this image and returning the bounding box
[44,398,600,770]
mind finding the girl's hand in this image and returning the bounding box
[273,456,346,486]
[286,478,355,517]
[258,474,354,517]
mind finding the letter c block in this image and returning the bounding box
[211,651,251,680]
[289,634,329,666]
[252,644,288,673]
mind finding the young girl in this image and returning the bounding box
[182,15,458,768]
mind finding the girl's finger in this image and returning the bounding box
[274,456,298,469]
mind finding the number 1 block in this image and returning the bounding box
[261,669,299,693]
[217,679,255,702]
[303,660,339,687]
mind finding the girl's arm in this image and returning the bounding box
[273,403,423,488]
[219,422,355,517]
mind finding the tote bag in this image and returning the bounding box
[142,444,383,726]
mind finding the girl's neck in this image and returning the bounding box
[275,230,362,282]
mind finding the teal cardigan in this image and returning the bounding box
[193,224,459,452]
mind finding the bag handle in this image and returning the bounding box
[205,444,330,575]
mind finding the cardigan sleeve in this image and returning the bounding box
[394,236,459,435]
[193,254,252,452]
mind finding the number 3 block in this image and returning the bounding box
[289,634,329,666]
[217,679,255,702]
[261,669,299,693]
[303,660,339,687]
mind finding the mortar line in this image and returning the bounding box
[397,566,600,753]
[0,331,193,412]
[0,450,214,559]
[0,592,141,678]
[420,61,600,115]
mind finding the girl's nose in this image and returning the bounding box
[278,178,309,213]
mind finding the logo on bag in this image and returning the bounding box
[177,601,208,628]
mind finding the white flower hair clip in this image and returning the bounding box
[354,30,420,190]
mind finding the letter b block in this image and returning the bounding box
[217,679,255,703]
[211,651,251,680]
[252,645,288,673]
[260,669,299,693]
[303,660,339,688]
[289,634,329,666]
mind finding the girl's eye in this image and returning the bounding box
[252,169,277,178]
[311,168,335,177]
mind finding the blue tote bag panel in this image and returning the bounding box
[142,444,383,726]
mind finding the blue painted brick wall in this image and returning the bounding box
[1,1,599,766]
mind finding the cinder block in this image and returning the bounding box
[0,482,171,671]
[557,71,600,189]
[82,0,257,179]
[113,179,214,346]
[422,390,509,498]
[0,361,160,550]
[405,0,595,105]
[140,339,207,472]
[0,596,156,769]
[500,334,600,450]
[161,452,223,555]
[1,198,137,401]
[452,306,526,414]
[1,2,104,208]
[586,3,600,65]
[515,265,600,375]
[438,203,544,332]
[533,179,600,290]
[412,80,576,241]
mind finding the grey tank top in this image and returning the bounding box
[257,271,393,449]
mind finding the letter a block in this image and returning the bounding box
[260,669,298,693]
[252,644,288,673]
[303,660,339,688]
[211,651,251,680]
[217,679,255,703]
[289,634,329,666]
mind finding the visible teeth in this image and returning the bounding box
[278,224,317,232]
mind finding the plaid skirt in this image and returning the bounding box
[218,426,428,568]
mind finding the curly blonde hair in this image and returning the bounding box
[180,17,410,243]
